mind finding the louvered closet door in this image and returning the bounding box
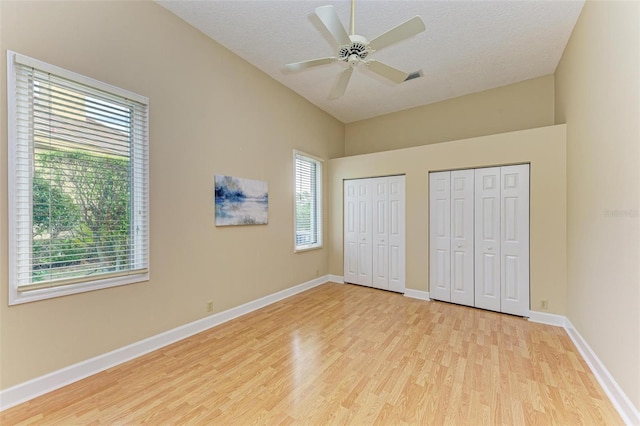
[500,165,530,317]
[474,167,502,312]
[450,170,475,306]
[429,172,451,302]
[387,175,405,293]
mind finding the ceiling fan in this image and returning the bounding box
[285,0,426,99]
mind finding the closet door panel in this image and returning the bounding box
[500,165,530,316]
[429,172,451,302]
[450,169,474,307]
[388,176,406,292]
[475,167,501,312]
[356,180,373,286]
[372,178,389,289]
[344,180,359,284]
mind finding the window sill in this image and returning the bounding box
[9,272,150,305]
[294,244,323,253]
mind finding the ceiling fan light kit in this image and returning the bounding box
[285,0,426,99]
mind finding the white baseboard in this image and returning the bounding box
[327,274,344,284]
[529,312,639,424]
[0,275,329,411]
[527,310,567,327]
[564,319,640,426]
[403,288,430,301]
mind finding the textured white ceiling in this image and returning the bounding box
[156,0,584,123]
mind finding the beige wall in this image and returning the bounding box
[555,0,640,410]
[2,0,637,415]
[344,75,555,156]
[0,1,344,389]
[329,125,567,316]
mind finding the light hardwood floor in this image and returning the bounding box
[1,283,623,425]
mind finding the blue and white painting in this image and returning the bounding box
[215,175,268,226]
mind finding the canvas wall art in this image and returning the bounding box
[215,175,268,226]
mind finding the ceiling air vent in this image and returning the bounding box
[404,70,424,82]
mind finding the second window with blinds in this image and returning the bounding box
[294,151,323,252]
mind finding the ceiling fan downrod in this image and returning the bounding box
[350,0,356,36]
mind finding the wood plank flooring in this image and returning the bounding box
[1,283,623,425]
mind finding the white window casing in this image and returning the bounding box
[294,150,323,252]
[7,51,149,304]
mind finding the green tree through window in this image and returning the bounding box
[32,150,131,282]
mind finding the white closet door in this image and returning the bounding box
[387,175,405,293]
[344,180,359,284]
[345,176,405,292]
[450,170,475,307]
[372,177,389,290]
[429,172,451,302]
[474,167,501,312]
[500,165,530,316]
[356,179,373,286]
[343,180,358,283]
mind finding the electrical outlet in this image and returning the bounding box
[540,300,548,310]
[207,301,214,313]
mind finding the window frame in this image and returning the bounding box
[7,50,150,305]
[293,150,323,252]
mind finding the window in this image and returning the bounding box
[294,151,323,251]
[7,51,149,304]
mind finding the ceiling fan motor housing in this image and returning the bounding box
[339,34,370,64]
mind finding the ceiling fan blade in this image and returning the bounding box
[285,57,336,72]
[330,68,353,99]
[368,16,426,51]
[315,5,352,47]
[366,60,409,84]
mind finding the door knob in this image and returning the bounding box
[487,247,493,251]
[457,243,463,248]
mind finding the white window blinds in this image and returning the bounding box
[294,151,323,250]
[8,51,149,303]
